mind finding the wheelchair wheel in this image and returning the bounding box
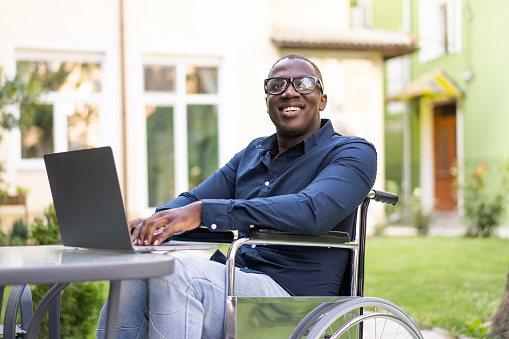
[289,297,423,339]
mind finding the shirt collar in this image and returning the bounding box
[257,119,336,154]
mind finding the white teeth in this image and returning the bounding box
[282,107,301,112]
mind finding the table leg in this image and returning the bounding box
[3,285,26,339]
[26,282,69,339]
[105,280,121,339]
[48,292,61,339]
[0,285,4,328]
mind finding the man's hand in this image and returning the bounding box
[130,201,202,246]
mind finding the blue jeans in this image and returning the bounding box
[96,251,290,338]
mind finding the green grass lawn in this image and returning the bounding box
[364,236,509,337]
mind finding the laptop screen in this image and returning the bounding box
[44,147,133,251]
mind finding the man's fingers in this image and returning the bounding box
[131,224,142,244]
[134,205,201,245]
[151,228,170,246]
[128,218,144,232]
[138,215,168,245]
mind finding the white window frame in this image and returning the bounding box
[419,0,462,63]
[5,41,119,177]
[131,48,233,215]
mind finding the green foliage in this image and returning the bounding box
[30,282,106,339]
[0,72,39,134]
[455,158,509,237]
[464,318,491,339]
[29,204,61,245]
[384,180,404,220]
[0,218,28,246]
[10,218,28,245]
[409,188,431,235]
[0,188,7,200]
[187,104,218,189]
[12,217,28,239]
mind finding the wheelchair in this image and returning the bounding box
[222,190,424,339]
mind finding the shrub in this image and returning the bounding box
[409,187,431,236]
[29,204,60,245]
[9,218,28,245]
[455,158,509,237]
[0,218,28,246]
[30,282,106,339]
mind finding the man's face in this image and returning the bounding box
[266,58,327,143]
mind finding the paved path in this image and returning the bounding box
[421,328,453,339]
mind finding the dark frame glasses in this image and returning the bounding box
[264,76,324,95]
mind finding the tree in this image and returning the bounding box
[492,265,509,338]
[0,70,38,135]
[0,70,39,200]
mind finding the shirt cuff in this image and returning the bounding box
[201,199,247,232]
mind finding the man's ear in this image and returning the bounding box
[319,94,327,111]
[265,96,269,113]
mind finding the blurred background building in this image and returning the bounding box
[0,0,415,230]
[375,0,509,226]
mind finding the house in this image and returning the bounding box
[0,0,415,231]
[375,0,509,224]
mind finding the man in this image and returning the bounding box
[97,54,377,338]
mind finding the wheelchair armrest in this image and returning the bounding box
[250,228,350,245]
[226,230,353,296]
[170,226,235,243]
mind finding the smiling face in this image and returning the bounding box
[266,57,327,149]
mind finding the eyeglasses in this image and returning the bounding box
[264,76,324,95]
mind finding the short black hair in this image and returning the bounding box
[269,54,323,83]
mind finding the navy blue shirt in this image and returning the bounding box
[156,119,377,296]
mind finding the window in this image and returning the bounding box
[14,54,103,161]
[350,0,372,29]
[143,59,220,207]
[419,0,462,63]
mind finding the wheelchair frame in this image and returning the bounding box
[223,190,424,339]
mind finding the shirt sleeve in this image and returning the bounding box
[201,141,377,234]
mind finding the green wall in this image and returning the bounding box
[372,0,404,30]
[375,0,405,190]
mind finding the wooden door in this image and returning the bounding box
[434,103,457,210]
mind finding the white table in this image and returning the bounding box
[0,245,175,339]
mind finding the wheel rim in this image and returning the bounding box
[294,298,423,339]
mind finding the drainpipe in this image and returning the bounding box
[402,0,412,203]
[119,0,128,206]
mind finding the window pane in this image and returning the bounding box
[144,65,175,92]
[186,67,218,94]
[67,104,101,151]
[21,104,54,158]
[16,60,101,93]
[146,106,175,206]
[187,105,218,189]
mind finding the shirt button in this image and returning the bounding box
[210,224,217,230]
[264,181,270,186]
[251,244,256,248]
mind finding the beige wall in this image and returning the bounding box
[270,0,350,30]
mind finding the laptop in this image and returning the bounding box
[43,146,220,252]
